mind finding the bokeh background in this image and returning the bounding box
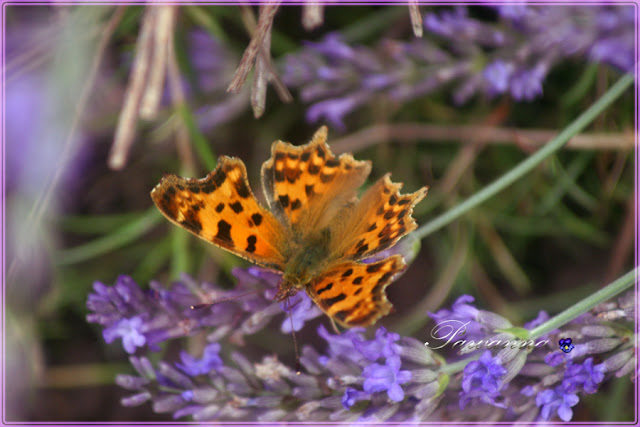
[3,3,636,422]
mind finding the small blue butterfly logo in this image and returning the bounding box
[559,338,574,353]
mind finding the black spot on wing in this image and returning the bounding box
[355,243,369,255]
[180,213,202,234]
[377,272,394,286]
[366,263,383,273]
[316,282,333,295]
[301,151,311,161]
[158,187,178,217]
[200,180,216,193]
[216,220,232,244]
[372,282,384,297]
[379,235,393,246]
[322,293,346,307]
[290,199,302,210]
[230,201,243,213]
[246,235,257,253]
[377,241,392,251]
[251,213,263,226]
[234,180,251,198]
[308,164,321,175]
[320,173,334,183]
[353,276,363,285]
[278,194,290,208]
[341,268,353,277]
[332,310,349,322]
[215,203,225,213]
[305,184,315,197]
[212,168,226,188]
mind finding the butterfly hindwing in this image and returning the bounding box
[151,156,289,269]
[305,255,406,327]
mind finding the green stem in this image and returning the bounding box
[56,207,161,265]
[528,267,637,340]
[414,72,634,240]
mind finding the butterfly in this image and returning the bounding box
[151,126,428,328]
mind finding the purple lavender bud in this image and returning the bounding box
[581,325,616,337]
[362,356,411,402]
[544,350,565,367]
[567,338,622,360]
[306,93,366,130]
[279,291,322,333]
[459,350,507,409]
[353,326,402,361]
[483,60,514,96]
[509,66,545,101]
[304,33,355,62]
[175,342,223,376]
[562,358,606,394]
[603,348,633,372]
[317,324,366,364]
[103,316,146,354]
[121,392,152,407]
[589,36,635,71]
[116,374,150,390]
[536,386,579,421]
[341,387,368,409]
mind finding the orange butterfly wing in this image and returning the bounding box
[151,156,290,270]
[261,126,371,233]
[306,255,406,327]
[331,174,428,261]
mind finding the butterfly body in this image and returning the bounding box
[282,229,331,287]
[151,126,427,327]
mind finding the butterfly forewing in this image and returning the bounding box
[330,174,428,262]
[151,157,289,270]
[261,126,371,233]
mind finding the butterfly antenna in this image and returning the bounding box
[286,295,302,375]
[191,289,262,310]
